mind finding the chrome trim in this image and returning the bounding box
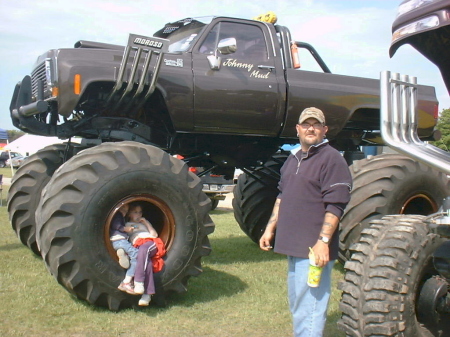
[262,22,277,58]
[107,34,168,108]
[380,71,450,174]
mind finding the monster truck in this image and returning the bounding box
[339,1,450,336]
[200,171,234,210]
[8,14,444,310]
[176,158,234,211]
[176,155,234,211]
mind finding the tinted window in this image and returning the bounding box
[199,22,268,61]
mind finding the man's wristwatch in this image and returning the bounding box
[319,236,330,244]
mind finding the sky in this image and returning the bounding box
[1,0,448,132]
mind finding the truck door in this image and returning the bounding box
[192,20,282,135]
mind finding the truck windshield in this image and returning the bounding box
[154,17,213,53]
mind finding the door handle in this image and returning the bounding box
[258,65,275,72]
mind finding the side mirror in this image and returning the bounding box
[207,55,222,70]
[207,37,237,70]
[217,38,237,55]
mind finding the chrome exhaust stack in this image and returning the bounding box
[107,34,169,111]
[380,71,450,175]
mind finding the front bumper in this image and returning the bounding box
[203,184,235,200]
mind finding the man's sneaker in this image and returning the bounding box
[118,282,135,295]
[134,281,145,294]
[139,294,151,306]
[117,249,130,269]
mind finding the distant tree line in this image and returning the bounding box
[6,130,25,142]
[431,108,450,151]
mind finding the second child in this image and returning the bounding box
[127,202,166,306]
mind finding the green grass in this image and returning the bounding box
[0,200,345,337]
[0,167,15,179]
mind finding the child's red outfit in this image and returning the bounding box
[133,236,166,272]
[128,222,166,295]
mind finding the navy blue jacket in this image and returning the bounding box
[274,141,352,259]
[109,212,128,240]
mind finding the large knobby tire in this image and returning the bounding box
[36,141,214,311]
[233,152,289,243]
[7,143,80,255]
[209,198,220,211]
[338,215,446,337]
[339,153,449,262]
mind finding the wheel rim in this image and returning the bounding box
[400,193,438,215]
[417,276,448,329]
[104,194,176,262]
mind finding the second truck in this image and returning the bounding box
[339,0,450,336]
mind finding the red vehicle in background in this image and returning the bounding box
[177,155,234,210]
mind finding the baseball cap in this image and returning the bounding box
[298,107,326,124]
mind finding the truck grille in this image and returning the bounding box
[31,62,48,99]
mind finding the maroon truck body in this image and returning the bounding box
[9,16,438,172]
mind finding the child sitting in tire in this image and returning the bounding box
[126,202,166,306]
[109,203,139,294]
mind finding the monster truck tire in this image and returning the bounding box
[339,153,449,262]
[8,143,78,255]
[233,152,289,243]
[36,141,214,311]
[338,215,445,337]
[210,198,219,211]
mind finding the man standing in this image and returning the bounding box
[260,107,352,337]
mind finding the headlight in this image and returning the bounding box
[45,58,59,97]
[396,0,437,18]
[392,15,440,44]
[45,58,54,87]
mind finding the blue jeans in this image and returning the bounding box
[112,239,138,278]
[287,256,334,337]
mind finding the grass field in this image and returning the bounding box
[0,178,345,337]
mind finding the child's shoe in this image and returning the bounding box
[117,248,130,269]
[139,294,151,306]
[134,281,145,294]
[118,282,135,295]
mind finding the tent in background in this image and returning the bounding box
[4,134,81,156]
[0,128,8,141]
